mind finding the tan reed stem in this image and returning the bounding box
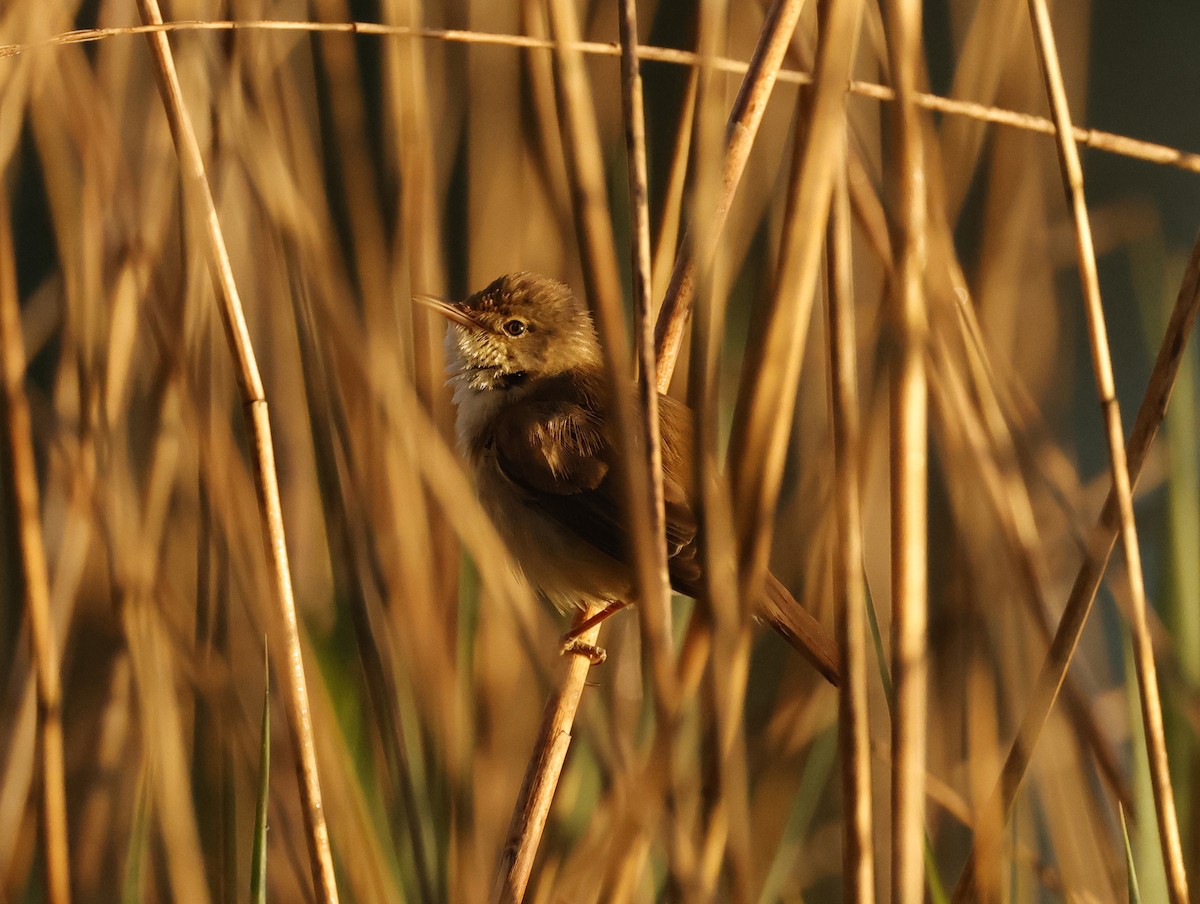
[490,606,603,904]
[0,190,71,904]
[881,0,929,901]
[952,2,1191,900]
[653,0,806,391]
[1026,1,1187,899]
[133,2,339,901]
[725,0,862,644]
[618,0,675,692]
[827,154,875,904]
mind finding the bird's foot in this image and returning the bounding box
[560,637,607,665]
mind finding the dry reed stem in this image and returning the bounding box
[133,3,339,902]
[652,0,805,391]
[882,0,929,901]
[676,10,755,894]
[0,192,71,904]
[951,22,1200,904]
[1023,1,1187,899]
[827,158,875,903]
[615,18,689,888]
[9,22,1200,177]
[650,68,697,304]
[618,0,675,697]
[491,607,604,904]
[287,274,438,904]
[726,0,861,643]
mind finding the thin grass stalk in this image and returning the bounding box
[250,651,270,904]
[653,0,806,389]
[827,160,875,903]
[133,4,339,901]
[725,0,862,641]
[881,0,929,901]
[1023,1,1187,898]
[0,190,71,904]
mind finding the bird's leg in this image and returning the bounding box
[559,599,630,664]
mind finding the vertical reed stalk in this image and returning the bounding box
[952,2,1191,900]
[881,0,929,900]
[133,3,339,901]
[827,158,875,903]
[1022,4,1187,896]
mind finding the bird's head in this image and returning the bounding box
[416,272,603,393]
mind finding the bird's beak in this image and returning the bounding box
[413,294,479,330]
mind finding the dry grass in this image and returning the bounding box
[2,2,1199,902]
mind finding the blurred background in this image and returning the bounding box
[1,0,1199,901]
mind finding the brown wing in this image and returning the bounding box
[490,373,701,591]
[490,374,610,494]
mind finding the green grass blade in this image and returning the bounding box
[1121,804,1143,904]
[250,646,270,904]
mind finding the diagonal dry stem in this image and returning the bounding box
[490,606,603,904]
[133,2,339,901]
[618,0,676,711]
[653,0,807,391]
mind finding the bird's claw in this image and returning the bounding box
[560,637,607,665]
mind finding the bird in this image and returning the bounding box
[416,271,839,685]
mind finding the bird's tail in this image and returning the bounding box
[760,573,841,686]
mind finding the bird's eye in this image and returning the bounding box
[502,319,527,337]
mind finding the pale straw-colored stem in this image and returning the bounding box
[827,153,875,903]
[725,0,863,642]
[10,21,1200,176]
[133,2,339,901]
[881,0,929,901]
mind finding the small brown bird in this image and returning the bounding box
[418,272,839,685]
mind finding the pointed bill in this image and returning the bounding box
[413,293,479,330]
